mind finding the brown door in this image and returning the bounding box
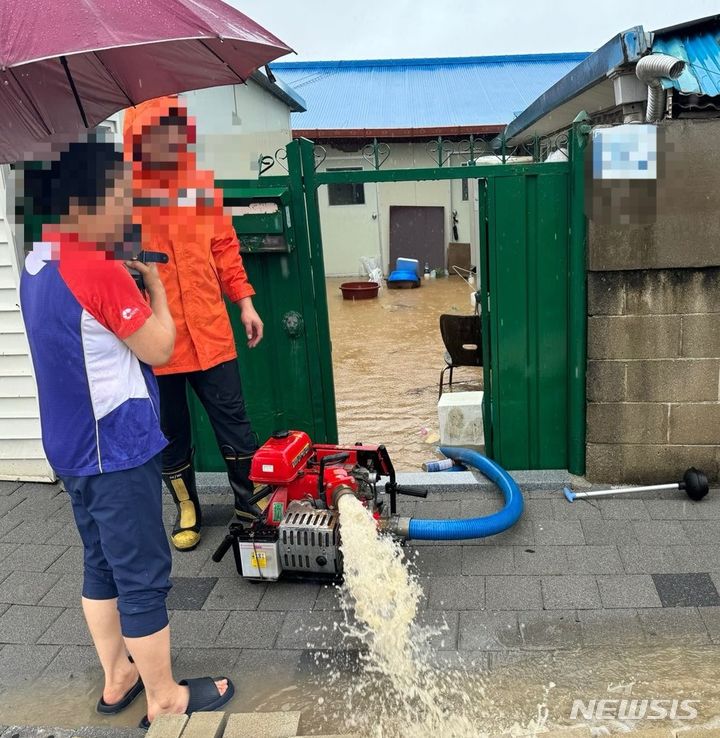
[389,206,445,273]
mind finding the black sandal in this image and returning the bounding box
[139,676,235,730]
[97,676,144,715]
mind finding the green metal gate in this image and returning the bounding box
[192,114,590,475]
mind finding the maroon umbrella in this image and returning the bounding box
[0,0,293,162]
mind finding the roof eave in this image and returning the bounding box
[497,27,651,146]
[250,70,306,113]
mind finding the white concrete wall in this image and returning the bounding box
[183,81,293,179]
[317,143,479,277]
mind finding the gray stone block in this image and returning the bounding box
[587,403,669,445]
[588,272,625,315]
[412,500,462,519]
[0,644,59,685]
[461,546,515,575]
[45,547,84,574]
[0,481,22,496]
[564,546,623,574]
[38,608,92,645]
[458,610,521,650]
[166,577,218,612]
[37,574,83,608]
[587,360,626,403]
[427,576,484,610]
[172,647,240,678]
[682,313,720,358]
[5,493,67,520]
[40,645,100,679]
[479,517,535,547]
[146,714,188,738]
[578,608,645,646]
[589,315,681,360]
[181,712,227,738]
[517,610,581,650]
[414,610,459,650]
[541,576,601,610]
[534,520,584,545]
[673,545,720,571]
[698,606,720,644]
[581,520,636,545]
[626,359,720,402]
[514,547,568,575]
[550,498,603,521]
[646,498,720,520]
[0,519,68,545]
[651,572,720,607]
[0,572,60,606]
[597,499,650,520]
[587,443,720,485]
[1,544,68,573]
[258,583,320,611]
[408,545,465,576]
[216,611,285,649]
[313,585,343,611]
[618,545,680,574]
[633,520,689,545]
[485,576,542,610]
[168,611,229,647]
[459,498,505,517]
[596,575,662,608]
[274,611,346,650]
[682,520,720,544]
[223,711,301,738]
[0,604,62,644]
[670,403,720,444]
[171,547,213,578]
[623,268,720,315]
[638,607,710,644]
[203,577,266,611]
[0,727,78,738]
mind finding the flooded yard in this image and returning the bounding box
[326,276,481,471]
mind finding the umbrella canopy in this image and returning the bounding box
[0,0,293,162]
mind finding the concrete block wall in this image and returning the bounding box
[585,119,720,484]
[586,268,720,483]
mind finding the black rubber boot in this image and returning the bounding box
[222,446,262,522]
[163,458,202,551]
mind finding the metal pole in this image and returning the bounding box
[567,112,591,476]
[569,483,680,499]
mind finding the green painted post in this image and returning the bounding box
[568,112,591,476]
[298,138,339,443]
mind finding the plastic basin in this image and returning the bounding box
[340,281,380,300]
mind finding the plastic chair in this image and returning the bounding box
[438,314,483,398]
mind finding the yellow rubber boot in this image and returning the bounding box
[163,460,202,551]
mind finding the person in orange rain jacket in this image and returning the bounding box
[124,95,264,552]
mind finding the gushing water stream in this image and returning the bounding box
[333,494,487,737]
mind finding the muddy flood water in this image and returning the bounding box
[326,276,481,471]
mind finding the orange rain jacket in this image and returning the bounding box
[124,96,255,375]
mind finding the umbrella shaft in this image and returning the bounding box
[572,483,680,499]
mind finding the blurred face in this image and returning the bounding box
[139,121,189,169]
[67,164,136,249]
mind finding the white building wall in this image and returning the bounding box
[183,81,293,179]
[0,167,54,482]
[317,142,479,277]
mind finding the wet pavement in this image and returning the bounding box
[0,477,720,734]
[326,276,481,471]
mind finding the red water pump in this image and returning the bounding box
[213,430,426,581]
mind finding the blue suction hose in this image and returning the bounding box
[402,447,524,541]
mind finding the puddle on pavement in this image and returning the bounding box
[1,642,720,735]
[327,277,481,472]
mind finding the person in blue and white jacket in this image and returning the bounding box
[18,134,234,728]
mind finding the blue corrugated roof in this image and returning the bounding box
[271,54,589,131]
[653,20,720,97]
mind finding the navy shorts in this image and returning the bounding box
[60,454,172,638]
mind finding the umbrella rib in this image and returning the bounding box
[91,51,137,108]
[7,68,53,137]
[60,55,89,128]
[197,39,247,84]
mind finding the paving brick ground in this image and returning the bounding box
[0,476,718,735]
